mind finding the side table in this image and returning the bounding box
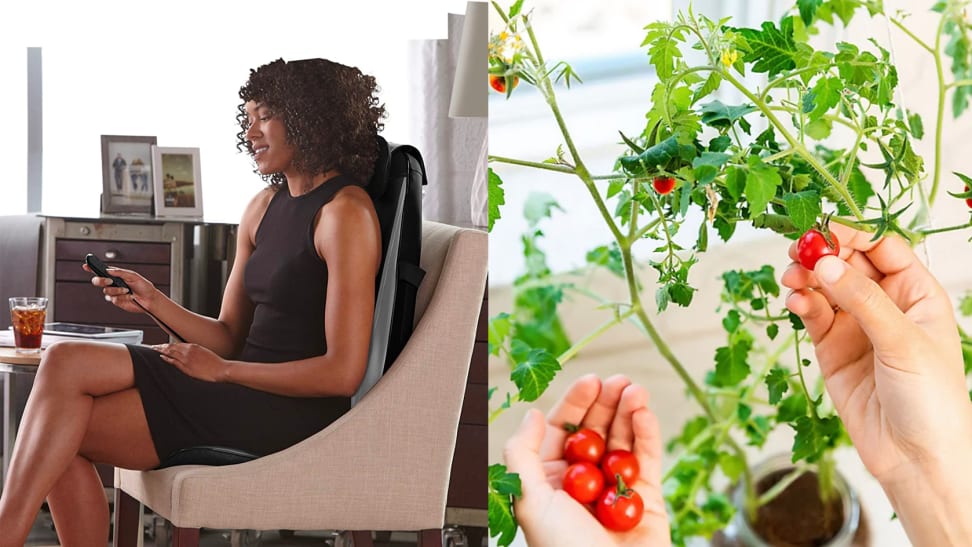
[0,347,41,490]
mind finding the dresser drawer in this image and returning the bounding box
[56,238,170,265]
[54,281,170,326]
[54,260,171,286]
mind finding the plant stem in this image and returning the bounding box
[757,465,809,506]
[917,222,972,236]
[930,13,948,204]
[949,79,972,88]
[794,331,821,421]
[489,154,576,174]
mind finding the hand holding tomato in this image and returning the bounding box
[503,374,671,547]
[781,224,972,527]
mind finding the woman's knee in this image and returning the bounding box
[35,341,86,384]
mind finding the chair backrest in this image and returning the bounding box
[352,137,427,405]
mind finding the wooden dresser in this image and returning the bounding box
[40,216,236,344]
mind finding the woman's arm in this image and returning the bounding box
[104,189,270,358]
[158,185,381,398]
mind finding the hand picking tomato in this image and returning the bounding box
[563,426,606,465]
[652,176,676,195]
[595,479,645,532]
[600,449,640,486]
[796,228,840,270]
[489,74,519,94]
[562,461,605,504]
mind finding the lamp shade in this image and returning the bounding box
[449,1,488,118]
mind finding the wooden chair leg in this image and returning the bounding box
[172,526,201,547]
[111,489,142,547]
[352,530,375,547]
[417,528,443,547]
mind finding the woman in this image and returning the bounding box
[0,57,384,545]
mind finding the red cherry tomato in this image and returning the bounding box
[796,228,840,270]
[563,427,605,465]
[562,462,605,504]
[965,184,972,208]
[595,483,645,532]
[601,449,640,486]
[489,74,519,94]
[652,176,676,195]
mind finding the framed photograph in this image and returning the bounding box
[101,135,157,214]
[152,146,204,218]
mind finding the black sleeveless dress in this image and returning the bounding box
[126,175,360,461]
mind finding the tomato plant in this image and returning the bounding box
[797,229,840,270]
[562,461,605,504]
[600,449,640,486]
[594,480,645,533]
[563,427,606,465]
[489,74,519,94]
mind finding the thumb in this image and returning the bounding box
[503,409,551,496]
[814,255,913,357]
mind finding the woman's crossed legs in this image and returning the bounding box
[0,340,160,546]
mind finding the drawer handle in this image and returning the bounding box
[104,250,119,260]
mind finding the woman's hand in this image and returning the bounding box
[153,343,229,383]
[503,374,671,547]
[83,264,158,314]
[781,223,972,484]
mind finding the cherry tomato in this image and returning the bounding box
[562,461,605,504]
[796,228,840,270]
[652,176,676,195]
[563,427,605,465]
[965,184,972,208]
[489,74,519,94]
[601,449,640,486]
[595,483,645,532]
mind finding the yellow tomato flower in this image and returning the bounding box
[721,49,739,67]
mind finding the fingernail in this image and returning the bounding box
[104,294,111,302]
[815,256,845,284]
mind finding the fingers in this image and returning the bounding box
[540,374,601,460]
[582,374,632,437]
[810,255,914,357]
[504,409,554,497]
[631,407,663,487]
[784,288,836,344]
[606,383,649,451]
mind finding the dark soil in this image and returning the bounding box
[711,468,871,546]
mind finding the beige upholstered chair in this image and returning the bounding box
[112,221,487,547]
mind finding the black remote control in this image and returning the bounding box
[84,253,131,292]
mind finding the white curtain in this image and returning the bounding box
[408,12,488,227]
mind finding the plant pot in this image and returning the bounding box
[712,454,870,547]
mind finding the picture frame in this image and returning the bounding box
[101,135,157,215]
[152,146,204,218]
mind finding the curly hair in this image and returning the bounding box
[236,58,386,188]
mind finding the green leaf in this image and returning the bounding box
[803,76,843,121]
[709,134,732,153]
[783,190,822,232]
[488,168,506,232]
[960,294,972,316]
[791,414,842,463]
[733,19,798,77]
[722,309,741,333]
[693,151,732,184]
[745,415,772,447]
[699,100,758,133]
[488,313,512,356]
[766,323,780,340]
[523,192,562,226]
[619,136,696,176]
[828,0,860,26]
[745,157,782,219]
[488,464,522,547]
[718,452,746,482]
[725,165,746,201]
[510,348,562,402]
[805,118,832,140]
[777,393,809,422]
[908,110,925,139]
[644,23,683,79]
[586,244,626,278]
[693,72,723,104]
[765,368,789,404]
[714,330,753,386]
[507,0,525,19]
[798,0,823,25]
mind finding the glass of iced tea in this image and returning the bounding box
[9,297,47,354]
